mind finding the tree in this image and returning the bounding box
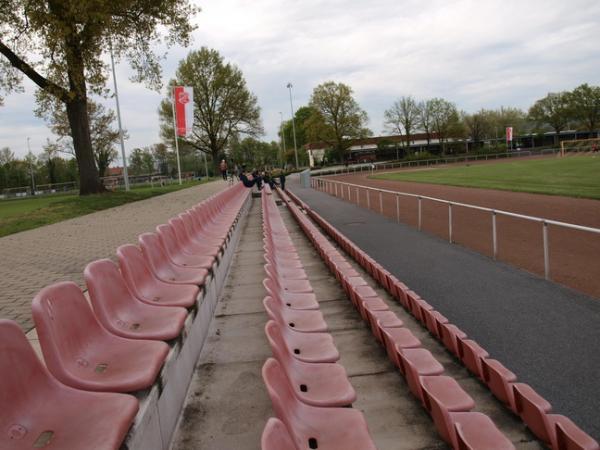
[430,98,461,154]
[463,109,495,148]
[38,100,120,178]
[0,1,198,194]
[568,84,600,133]
[417,100,435,148]
[129,148,145,176]
[230,137,279,168]
[306,81,371,162]
[280,106,315,166]
[0,147,15,166]
[40,139,61,184]
[159,48,262,172]
[384,96,420,147]
[528,93,571,145]
[151,143,171,175]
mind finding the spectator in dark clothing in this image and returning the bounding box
[239,169,262,189]
[279,171,286,191]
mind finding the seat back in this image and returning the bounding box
[117,244,157,300]
[265,321,293,367]
[555,420,600,450]
[32,282,108,384]
[261,418,298,450]
[261,358,299,431]
[512,384,552,444]
[180,212,202,239]
[0,320,55,418]
[263,297,285,327]
[169,217,192,246]
[84,259,139,328]
[481,359,515,410]
[420,381,455,445]
[139,232,171,271]
[156,224,184,256]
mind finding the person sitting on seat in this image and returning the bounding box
[239,168,262,189]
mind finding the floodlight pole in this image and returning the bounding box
[286,83,299,168]
[109,39,130,191]
[279,112,286,166]
[170,88,183,185]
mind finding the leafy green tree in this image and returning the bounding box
[40,140,61,184]
[463,109,495,148]
[429,98,463,154]
[567,84,600,132]
[159,48,263,172]
[230,137,279,168]
[417,99,435,148]
[129,148,145,176]
[528,93,571,145]
[37,100,120,178]
[384,96,420,147]
[306,81,371,163]
[0,1,198,194]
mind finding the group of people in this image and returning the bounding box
[219,159,287,191]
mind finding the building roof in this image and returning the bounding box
[305,133,439,150]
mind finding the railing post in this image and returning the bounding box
[334,182,338,197]
[356,188,359,205]
[367,189,371,210]
[340,182,344,200]
[379,191,383,213]
[492,211,497,260]
[396,194,400,223]
[418,197,422,230]
[448,203,453,243]
[348,185,351,200]
[543,221,550,280]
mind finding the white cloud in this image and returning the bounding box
[1,0,600,157]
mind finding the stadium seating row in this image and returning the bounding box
[279,188,516,450]
[259,189,377,450]
[284,188,599,450]
[1,183,249,450]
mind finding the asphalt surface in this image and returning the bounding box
[290,177,600,441]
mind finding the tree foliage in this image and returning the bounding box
[159,48,263,171]
[567,83,600,132]
[429,98,464,153]
[306,81,371,162]
[528,92,571,143]
[0,0,198,194]
[384,96,420,147]
[229,137,279,169]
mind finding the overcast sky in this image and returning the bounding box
[1,0,600,159]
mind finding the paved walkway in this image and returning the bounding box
[0,181,228,331]
[290,177,600,441]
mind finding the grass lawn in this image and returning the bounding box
[371,156,600,200]
[0,179,214,238]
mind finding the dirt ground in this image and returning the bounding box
[325,170,600,299]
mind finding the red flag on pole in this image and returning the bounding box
[173,86,194,137]
[506,127,513,142]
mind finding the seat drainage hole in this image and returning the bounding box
[308,438,318,449]
[286,303,291,306]
[300,384,308,392]
[294,348,300,354]
[289,322,295,327]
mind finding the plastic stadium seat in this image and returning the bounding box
[0,320,139,450]
[458,339,489,380]
[277,324,339,363]
[439,323,468,358]
[380,327,421,367]
[264,297,328,333]
[84,259,187,341]
[349,284,378,307]
[452,412,516,450]
[513,384,599,450]
[264,255,308,280]
[265,321,356,407]
[168,216,221,256]
[117,244,198,308]
[265,264,313,293]
[178,211,224,248]
[391,278,409,307]
[154,225,214,269]
[368,310,404,343]
[425,311,448,338]
[139,232,209,285]
[262,358,376,450]
[263,278,319,310]
[342,276,368,294]
[480,359,518,413]
[358,296,389,321]
[413,299,434,325]
[32,282,169,392]
[189,207,229,241]
[398,348,445,397]
[264,253,305,269]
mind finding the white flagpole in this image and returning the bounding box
[171,88,183,185]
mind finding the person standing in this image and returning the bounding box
[219,159,228,180]
[279,170,286,191]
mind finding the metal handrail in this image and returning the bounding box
[312,177,600,281]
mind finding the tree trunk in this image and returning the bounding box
[66,98,104,195]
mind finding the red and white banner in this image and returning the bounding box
[506,127,513,142]
[173,86,194,137]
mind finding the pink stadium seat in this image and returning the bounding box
[458,339,489,379]
[263,255,308,280]
[154,225,214,269]
[139,232,209,285]
[399,348,445,399]
[513,384,599,450]
[277,324,339,363]
[263,278,319,310]
[265,321,356,407]
[425,311,448,338]
[117,244,198,308]
[413,299,434,325]
[265,264,313,293]
[391,278,410,307]
[358,296,389,322]
[380,327,421,367]
[368,310,404,343]
[179,211,224,247]
[405,290,422,316]
[480,359,518,413]
[264,297,328,333]
[0,320,139,450]
[262,358,376,450]
[189,206,230,241]
[264,253,305,269]
[32,282,169,392]
[452,412,516,450]
[342,276,368,293]
[439,323,468,358]
[169,216,221,256]
[349,284,378,307]
[84,259,187,341]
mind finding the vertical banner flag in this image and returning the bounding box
[173,86,194,137]
[506,127,513,142]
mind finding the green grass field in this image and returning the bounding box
[371,156,600,200]
[0,179,214,238]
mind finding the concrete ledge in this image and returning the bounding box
[121,193,251,450]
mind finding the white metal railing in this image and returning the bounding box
[311,177,600,281]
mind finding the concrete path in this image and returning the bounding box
[0,181,227,331]
[290,178,600,442]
